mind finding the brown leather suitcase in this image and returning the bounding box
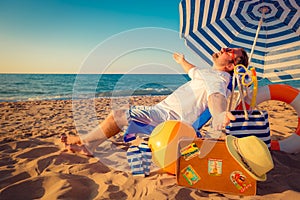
[176,138,256,195]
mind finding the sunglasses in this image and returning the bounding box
[223,48,236,65]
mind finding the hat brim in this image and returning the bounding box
[226,135,266,181]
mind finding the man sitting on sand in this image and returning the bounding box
[61,47,249,156]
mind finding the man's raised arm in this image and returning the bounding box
[173,53,195,73]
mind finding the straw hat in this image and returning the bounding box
[226,135,274,181]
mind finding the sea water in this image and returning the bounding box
[0,74,299,102]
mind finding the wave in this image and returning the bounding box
[1,74,299,102]
[0,88,173,102]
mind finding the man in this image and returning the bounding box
[62,47,249,156]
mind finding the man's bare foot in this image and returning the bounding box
[61,134,93,157]
[61,133,82,145]
[64,144,93,157]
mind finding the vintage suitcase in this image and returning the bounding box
[176,138,256,195]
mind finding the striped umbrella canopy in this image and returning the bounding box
[179,0,300,82]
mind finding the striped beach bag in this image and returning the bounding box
[225,110,271,147]
[225,66,271,147]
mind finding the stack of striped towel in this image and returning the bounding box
[126,143,152,177]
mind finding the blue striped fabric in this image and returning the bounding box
[179,0,300,82]
[139,143,152,176]
[225,110,271,147]
[126,143,152,177]
[127,146,144,176]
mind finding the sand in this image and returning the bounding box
[0,96,300,200]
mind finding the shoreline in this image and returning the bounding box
[0,94,171,103]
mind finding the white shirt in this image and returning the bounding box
[155,67,231,125]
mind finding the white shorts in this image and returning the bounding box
[126,105,171,127]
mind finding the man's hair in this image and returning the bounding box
[235,48,249,67]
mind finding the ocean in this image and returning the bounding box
[0,74,299,102]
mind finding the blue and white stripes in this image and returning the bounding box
[127,143,152,176]
[225,110,271,147]
[139,143,152,176]
[179,0,300,82]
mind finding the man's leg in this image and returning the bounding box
[61,109,128,155]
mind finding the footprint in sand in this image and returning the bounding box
[0,171,31,191]
[0,174,98,200]
[17,146,60,159]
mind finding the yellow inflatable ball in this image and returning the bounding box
[148,120,197,175]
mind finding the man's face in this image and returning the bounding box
[212,48,243,71]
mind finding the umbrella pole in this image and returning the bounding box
[247,7,267,111]
[248,17,263,66]
[248,7,268,66]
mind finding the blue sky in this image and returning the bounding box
[0,0,202,74]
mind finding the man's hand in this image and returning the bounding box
[173,53,185,64]
[173,52,195,73]
[212,111,236,131]
[224,111,236,127]
[207,93,236,138]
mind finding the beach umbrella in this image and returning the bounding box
[179,0,300,82]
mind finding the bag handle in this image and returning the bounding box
[227,65,257,120]
[227,74,236,112]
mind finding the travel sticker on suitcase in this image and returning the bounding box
[181,165,201,186]
[180,143,200,161]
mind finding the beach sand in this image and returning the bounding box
[1,96,300,200]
